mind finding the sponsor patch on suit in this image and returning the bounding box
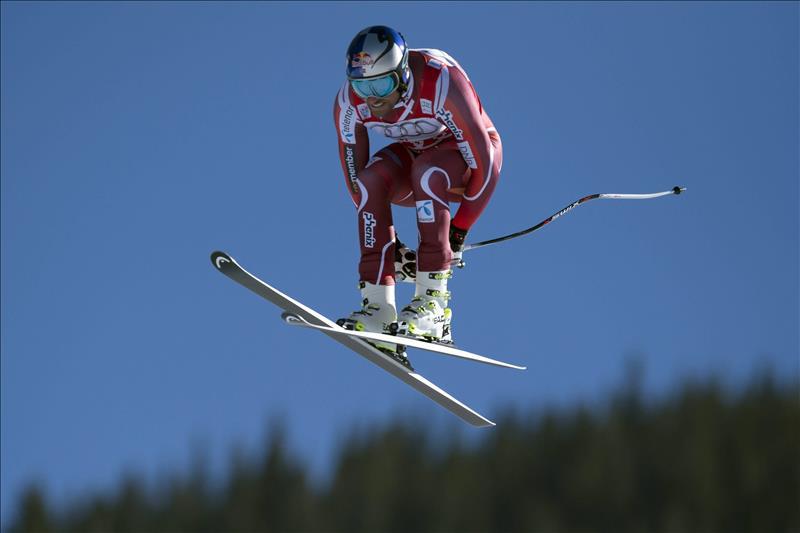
[416,200,435,223]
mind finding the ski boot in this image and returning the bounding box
[394,270,453,344]
[336,282,413,369]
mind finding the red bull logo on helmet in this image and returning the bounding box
[351,52,374,70]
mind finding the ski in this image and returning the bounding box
[210,251,496,427]
[281,312,526,370]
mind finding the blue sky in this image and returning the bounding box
[2,1,797,522]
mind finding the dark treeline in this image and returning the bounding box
[9,369,800,533]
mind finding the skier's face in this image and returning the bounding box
[366,90,401,118]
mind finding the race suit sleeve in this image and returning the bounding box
[437,67,500,231]
[333,84,370,207]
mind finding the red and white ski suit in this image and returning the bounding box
[334,49,502,286]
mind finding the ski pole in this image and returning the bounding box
[455,185,686,267]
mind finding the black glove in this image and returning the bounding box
[449,223,468,268]
[394,235,417,283]
[449,223,468,253]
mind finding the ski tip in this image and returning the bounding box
[281,312,303,325]
[210,251,233,271]
[672,186,686,195]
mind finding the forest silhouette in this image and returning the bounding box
[8,367,799,533]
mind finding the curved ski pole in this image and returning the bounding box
[453,186,685,267]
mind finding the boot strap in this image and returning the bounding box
[425,289,451,300]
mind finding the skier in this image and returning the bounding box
[334,26,502,357]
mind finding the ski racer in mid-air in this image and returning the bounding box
[333,25,502,361]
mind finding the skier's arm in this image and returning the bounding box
[333,84,370,206]
[438,68,500,234]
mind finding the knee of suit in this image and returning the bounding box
[357,164,395,198]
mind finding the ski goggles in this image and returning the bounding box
[350,73,399,99]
